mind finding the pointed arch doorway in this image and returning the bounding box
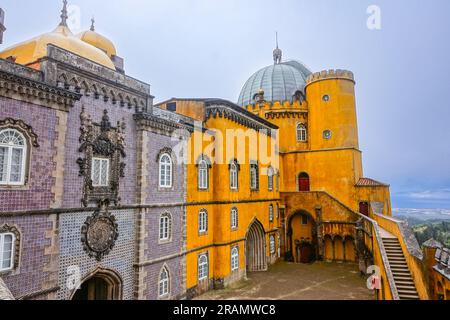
[71,268,122,300]
[246,219,267,272]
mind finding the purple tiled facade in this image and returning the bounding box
[0,97,58,212]
[62,96,137,208]
[0,47,188,300]
[0,214,53,299]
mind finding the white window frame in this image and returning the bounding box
[198,160,209,190]
[158,267,170,298]
[159,153,173,188]
[0,232,15,272]
[267,167,274,191]
[0,129,27,186]
[231,208,238,230]
[198,254,209,281]
[297,124,307,142]
[199,209,208,234]
[231,247,239,272]
[230,163,238,190]
[250,164,258,190]
[269,205,274,222]
[91,157,110,187]
[159,212,172,242]
[270,235,276,255]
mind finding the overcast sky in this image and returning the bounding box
[1,0,450,209]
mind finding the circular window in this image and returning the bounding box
[323,130,332,140]
[322,95,330,102]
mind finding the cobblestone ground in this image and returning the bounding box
[197,262,375,300]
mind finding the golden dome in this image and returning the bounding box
[77,19,117,58]
[0,3,116,70]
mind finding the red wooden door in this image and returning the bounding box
[359,202,370,216]
[300,244,313,264]
[299,175,310,192]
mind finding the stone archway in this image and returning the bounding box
[71,268,123,301]
[246,219,267,272]
[287,211,317,264]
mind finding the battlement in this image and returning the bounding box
[306,69,355,86]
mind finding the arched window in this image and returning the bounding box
[231,208,238,229]
[250,162,259,191]
[0,232,15,272]
[298,172,310,192]
[0,129,27,186]
[159,154,172,188]
[269,205,274,222]
[267,166,274,191]
[198,160,209,190]
[297,124,307,142]
[270,235,276,255]
[198,254,209,281]
[158,266,170,297]
[199,209,208,234]
[230,162,238,190]
[231,247,239,272]
[159,212,172,241]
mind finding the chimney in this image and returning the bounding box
[0,8,5,44]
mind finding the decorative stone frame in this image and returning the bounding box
[0,118,40,188]
[69,267,123,300]
[230,207,239,231]
[0,224,21,274]
[77,107,126,207]
[156,147,176,191]
[250,160,260,192]
[296,122,308,143]
[228,159,240,191]
[157,264,171,300]
[158,212,173,245]
[195,155,212,192]
[81,204,119,262]
[198,209,209,236]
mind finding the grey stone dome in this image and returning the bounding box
[238,60,312,106]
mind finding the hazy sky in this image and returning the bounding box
[1,0,450,209]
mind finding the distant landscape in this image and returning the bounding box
[393,208,450,247]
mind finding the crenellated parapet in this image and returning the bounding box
[306,69,355,86]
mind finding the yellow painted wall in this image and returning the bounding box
[182,101,281,291]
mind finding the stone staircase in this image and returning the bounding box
[382,237,420,300]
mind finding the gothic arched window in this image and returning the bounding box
[199,209,208,234]
[198,160,209,190]
[231,247,239,272]
[158,266,170,298]
[231,208,238,230]
[230,162,238,190]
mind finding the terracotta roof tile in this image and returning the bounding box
[356,178,389,187]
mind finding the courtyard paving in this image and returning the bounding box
[198,262,375,300]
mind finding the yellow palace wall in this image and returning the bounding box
[184,109,281,293]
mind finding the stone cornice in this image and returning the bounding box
[134,112,193,136]
[0,66,81,111]
[45,45,151,96]
[265,110,308,120]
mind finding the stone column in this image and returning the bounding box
[315,206,324,260]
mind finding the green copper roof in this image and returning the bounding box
[238,60,312,106]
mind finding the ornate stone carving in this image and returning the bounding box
[0,118,40,147]
[81,203,119,261]
[77,107,127,207]
[0,224,21,272]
